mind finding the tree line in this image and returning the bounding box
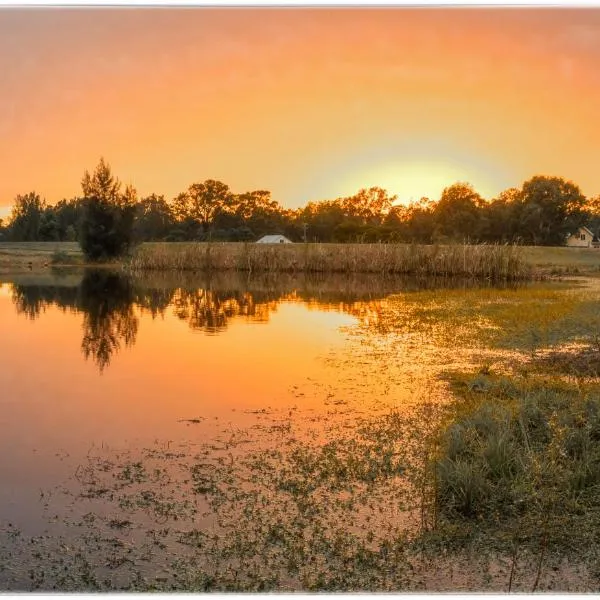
[1,158,599,254]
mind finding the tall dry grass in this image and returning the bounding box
[129,242,532,281]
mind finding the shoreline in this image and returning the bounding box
[1,240,599,279]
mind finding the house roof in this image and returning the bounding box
[256,234,292,243]
[568,226,594,238]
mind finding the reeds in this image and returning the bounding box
[129,242,532,281]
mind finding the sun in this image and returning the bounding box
[330,145,508,206]
[356,160,474,205]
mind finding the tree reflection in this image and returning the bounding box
[9,270,518,371]
[172,288,279,333]
[78,271,139,372]
[10,270,148,371]
[11,284,80,320]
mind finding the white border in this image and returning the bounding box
[1,0,600,6]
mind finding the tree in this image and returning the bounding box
[341,187,396,226]
[433,182,485,242]
[232,190,287,238]
[54,198,84,241]
[403,197,436,243]
[79,158,136,260]
[133,194,175,241]
[9,192,46,241]
[186,180,233,238]
[516,176,587,245]
[38,206,60,241]
[81,157,121,204]
[297,200,345,242]
[585,195,600,238]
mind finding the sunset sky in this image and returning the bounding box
[1,7,600,217]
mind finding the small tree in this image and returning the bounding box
[79,158,136,261]
[9,192,46,241]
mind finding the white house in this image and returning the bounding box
[565,226,598,248]
[256,234,293,244]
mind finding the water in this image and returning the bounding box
[0,268,529,590]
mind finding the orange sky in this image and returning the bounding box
[1,7,600,216]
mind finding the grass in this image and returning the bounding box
[1,241,599,280]
[0,242,83,273]
[522,246,600,275]
[430,372,600,551]
[362,277,600,356]
[130,242,530,281]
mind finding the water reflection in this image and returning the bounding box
[79,271,140,372]
[7,269,519,371]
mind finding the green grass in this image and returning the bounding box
[431,372,600,552]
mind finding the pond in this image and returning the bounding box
[2,268,591,591]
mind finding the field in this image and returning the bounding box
[522,245,600,274]
[0,242,83,273]
[2,241,600,278]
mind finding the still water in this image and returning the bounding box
[0,269,507,591]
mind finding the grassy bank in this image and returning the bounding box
[410,279,600,587]
[522,245,600,275]
[0,241,83,272]
[2,241,599,279]
[416,369,600,589]
[129,242,530,280]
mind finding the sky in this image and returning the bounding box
[1,7,600,217]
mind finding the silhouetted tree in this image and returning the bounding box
[133,194,175,241]
[514,176,587,245]
[79,158,136,260]
[341,187,396,226]
[404,198,436,243]
[174,180,234,239]
[38,206,60,241]
[432,183,485,242]
[9,192,46,241]
[586,195,600,239]
[52,198,84,241]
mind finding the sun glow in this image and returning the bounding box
[336,156,505,206]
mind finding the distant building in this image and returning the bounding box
[256,234,293,244]
[565,226,599,248]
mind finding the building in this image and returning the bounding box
[256,234,293,244]
[565,226,598,248]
